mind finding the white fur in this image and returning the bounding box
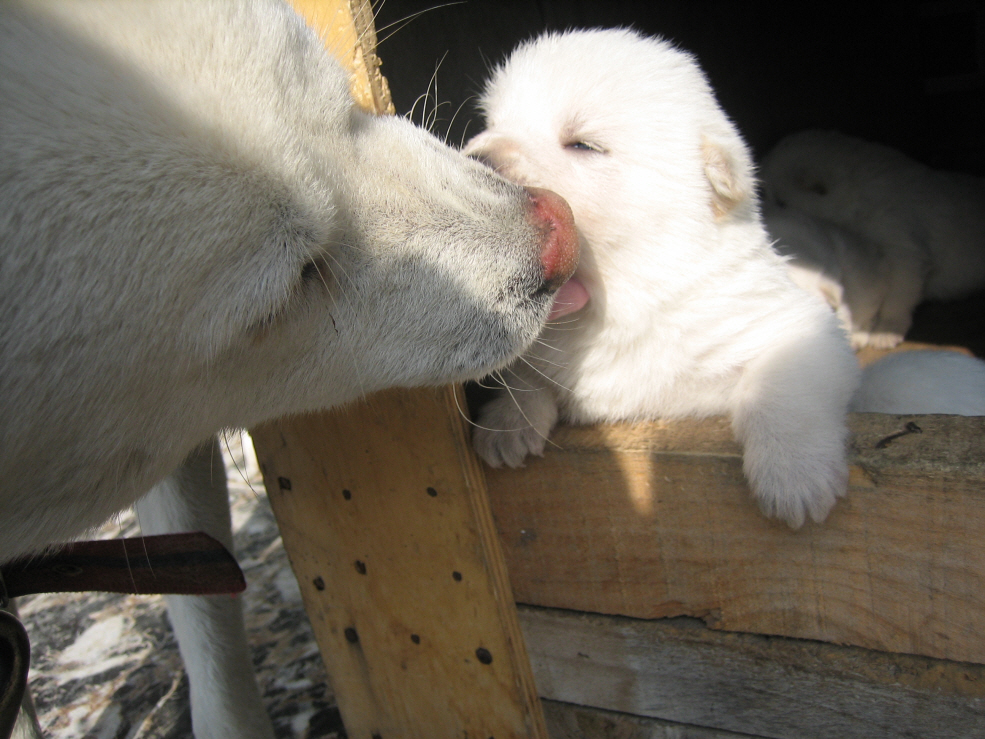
[762,203,908,348]
[852,351,985,416]
[760,129,985,338]
[465,29,860,528]
[0,2,576,737]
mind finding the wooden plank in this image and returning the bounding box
[485,414,985,665]
[289,0,394,115]
[543,700,755,739]
[252,3,548,736]
[523,607,985,739]
[252,388,547,739]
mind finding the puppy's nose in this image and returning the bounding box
[526,187,578,291]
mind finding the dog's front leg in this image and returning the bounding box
[135,438,274,739]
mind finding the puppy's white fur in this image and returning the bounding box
[761,129,985,343]
[852,351,985,416]
[762,203,904,349]
[0,2,575,737]
[465,29,860,528]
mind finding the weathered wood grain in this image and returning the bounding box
[289,0,394,115]
[543,700,754,739]
[524,607,985,739]
[253,388,548,739]
[486,414,985,665]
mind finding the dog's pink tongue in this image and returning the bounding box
[548,276,589,320]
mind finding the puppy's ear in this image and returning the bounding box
[702,134,755,220]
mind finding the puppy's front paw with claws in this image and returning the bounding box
[472,389,558,468]
[742,436,849,528]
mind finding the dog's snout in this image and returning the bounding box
[526,187,578,291]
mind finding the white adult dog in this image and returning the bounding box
[0,2,577,737]
[761,129,985,346]
[465,29,860,528]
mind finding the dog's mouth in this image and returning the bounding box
[547,275,589,320]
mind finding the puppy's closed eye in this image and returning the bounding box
[564,140,605,154]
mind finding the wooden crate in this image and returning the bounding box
[495,413,985,739]
[253,3,985,737]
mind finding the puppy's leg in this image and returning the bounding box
[472,361,560,468]
[865,254,925,348]
[730,319,860,528]
[135,437,274,739]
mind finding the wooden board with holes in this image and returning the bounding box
[253,388,547,739]
[251,2,548,737]
[485,413,985,666]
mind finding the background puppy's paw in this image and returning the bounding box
[856,330,905,349]
[472,390,558,468]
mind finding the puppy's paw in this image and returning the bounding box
[852,329,904,350]
[472,391,558,468]
[743,443,849,528]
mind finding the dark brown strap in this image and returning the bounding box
[0,532,245,598]
[0,610,29,739]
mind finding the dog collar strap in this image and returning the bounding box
[0,532,246,599]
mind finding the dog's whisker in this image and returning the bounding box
[502,361,554,384]
[322,248,365,304]
[491,368,526,395]
[317,257,371,399]
[458,117,473,152]
[219,428,261,498]
[424,52,449,134]
[518,355,573,391]
[499,379,562,450]
[450,386,537,433]
[373,3,465,48]
[496,366,566,409]
[520,351,570,372]
[529,337,566,354]
[408,91,429,128]
[445,94,473,147]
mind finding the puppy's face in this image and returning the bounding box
[464,30,757,257]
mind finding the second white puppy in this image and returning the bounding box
[762,203,901,349]
[465,29,860,527]
[761,129,985,342]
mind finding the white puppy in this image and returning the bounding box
[852,351,985,416]
[762,203,902,348]
[0,2,577,737]
[761,129,985,342]
[465,29,860,528]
